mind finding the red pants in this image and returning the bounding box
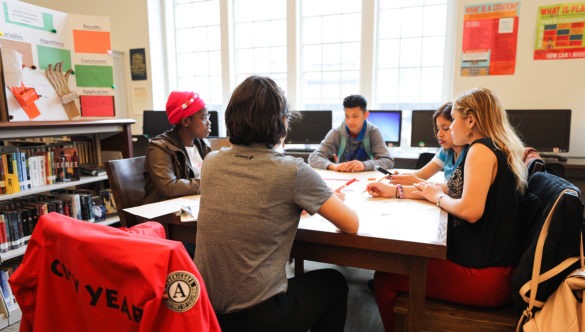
[373,258,514,332]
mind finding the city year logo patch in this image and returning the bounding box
[165,270,200,312]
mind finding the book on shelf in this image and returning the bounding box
[100,189,117,217]
[53,146,80,182]
[2,152,20,194]
[0,215,8,254]
[0,272,13,310]
[0,154,5,194]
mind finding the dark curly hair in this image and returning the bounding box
[226,76,294,148]
[343,94,367,111]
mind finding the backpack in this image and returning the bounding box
[336,123,374,161]
[512,171,585,313]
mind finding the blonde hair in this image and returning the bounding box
[453,87,527,193]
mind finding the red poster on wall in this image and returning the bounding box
[461,2,520,76]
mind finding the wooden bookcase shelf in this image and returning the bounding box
[0,119,135,327]
[0,119,135,266]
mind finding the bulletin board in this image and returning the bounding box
[0,0,115,121]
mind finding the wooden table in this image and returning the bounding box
[127,170,448,332]
[294,170,447,332]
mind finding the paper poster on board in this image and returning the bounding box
[461,2,520,76]
[0,0,115,121]
[534,2,585,60]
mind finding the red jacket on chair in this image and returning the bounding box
[9,212,220,332]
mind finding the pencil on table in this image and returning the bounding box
[335,178,357,193]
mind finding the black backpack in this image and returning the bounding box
[512,171,584,313]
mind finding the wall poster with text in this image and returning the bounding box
[461,2,520,76]
[534,2,585,60]
[0,0,115,121]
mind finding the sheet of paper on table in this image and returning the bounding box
[123,195,200,222]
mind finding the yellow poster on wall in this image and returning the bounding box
[534,2,585,60]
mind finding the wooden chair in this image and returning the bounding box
[105,156,146,227]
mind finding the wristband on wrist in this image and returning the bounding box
[436,194,445,208]
[396,184,404,199]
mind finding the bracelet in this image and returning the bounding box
[396,184,404,199]
[436,194,445,208]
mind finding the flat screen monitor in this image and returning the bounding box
[285,110,333,145]
[411,110,440,148]
[209,110,219,137]
[143,110,172,139]
[367,110,402,146]
[143,110,220,138]
[507,109,571,153]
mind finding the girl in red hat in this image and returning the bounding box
[144,91,212,205]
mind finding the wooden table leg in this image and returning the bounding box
[407,257,428,332]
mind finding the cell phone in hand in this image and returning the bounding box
[376,166,391,176]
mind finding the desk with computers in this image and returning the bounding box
[138,108,579,173]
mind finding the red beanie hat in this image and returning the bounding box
[165,91,206,125]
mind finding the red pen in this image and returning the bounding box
[335,178,357,193]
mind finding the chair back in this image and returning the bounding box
[416,152,435,169]
[105,156,146,227]
[132,135,149,156]
[9,213,221,331]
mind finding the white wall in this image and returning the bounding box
[22,0,585,157]
[454,0,585,157]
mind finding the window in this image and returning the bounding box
[171,0,222,105]
[375,0,449,147]
[300,0,362,108]
[375,0,448,106]
[164,0,452,144]
[232,0,287,90]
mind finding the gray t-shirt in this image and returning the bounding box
[194,143,333,313]
[308,121,394,170]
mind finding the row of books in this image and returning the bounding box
[0,189,117,253]
[0,145,81,195]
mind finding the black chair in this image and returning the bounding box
[132,135,149,157]
[415,152,435,169]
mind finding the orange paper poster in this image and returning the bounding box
[534,2,585,60]
[461,2,520,76]
[73,30,112,54]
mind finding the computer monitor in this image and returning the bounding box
[285,110,333,145]
[209,110,219,137]
[411,110,440,148]
[143,110,172,139]
[143,110,220,138]
[507,109,571,153]
[367,110,402,146]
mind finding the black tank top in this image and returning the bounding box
[446,138,522,268]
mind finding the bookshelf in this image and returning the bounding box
[0,119,135,327]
